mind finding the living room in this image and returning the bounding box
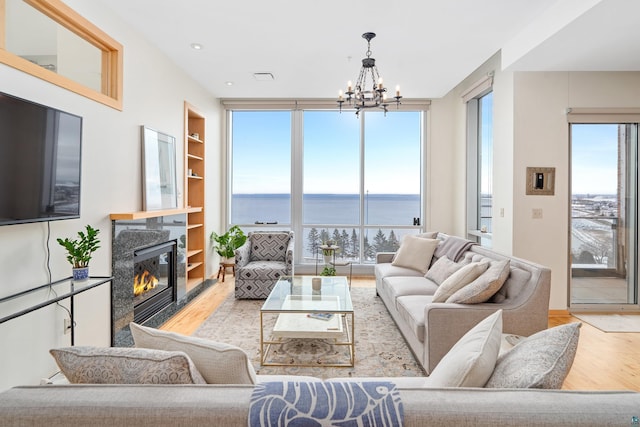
[1,0,640,403]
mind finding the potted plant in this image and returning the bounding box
[57,225,101,281]
[320,265,336,276]
[322,240,337,263]
[210,225,246,263]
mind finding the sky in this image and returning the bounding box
[231,110,421,194]
[231,111,630,197]
[571,124,620,195]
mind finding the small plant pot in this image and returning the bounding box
[72,267,89,281]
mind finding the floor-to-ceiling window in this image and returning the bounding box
[466,90,493,247]
[229,111,291,227]
[362,111,422,261]
[227,105,425,267]
[570,121,638,307]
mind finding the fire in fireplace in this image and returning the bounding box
[133,241,177,324]
[134,270,159,297]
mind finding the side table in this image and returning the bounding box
[216,262,235,282]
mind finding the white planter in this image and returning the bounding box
[221,256,235,265]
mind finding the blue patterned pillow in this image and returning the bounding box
[249,381,403,426]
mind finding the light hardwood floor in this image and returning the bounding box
[162,276,640,391]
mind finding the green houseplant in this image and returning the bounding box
[57,225,101,281]
[210,225,247,261]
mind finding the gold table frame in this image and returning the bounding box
[260,276,355,367]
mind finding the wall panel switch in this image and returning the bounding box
[532,208,543,219]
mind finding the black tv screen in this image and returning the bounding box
[0,92,82,225]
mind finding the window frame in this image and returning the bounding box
[223,100,429,268]
[0,0,123,110]
[466,90,493,246]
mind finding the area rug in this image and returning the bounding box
[193,287,425,379]
[573,313,640,333]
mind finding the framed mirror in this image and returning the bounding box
[142,126,178,210]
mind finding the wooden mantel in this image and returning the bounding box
[109,207,201,221]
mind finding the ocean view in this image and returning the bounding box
[231,193,421,226]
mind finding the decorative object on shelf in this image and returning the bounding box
[337,32,402,116]
[210,225,247,262]
[57,225,101,281]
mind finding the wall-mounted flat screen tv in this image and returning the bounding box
[0,92,82,226]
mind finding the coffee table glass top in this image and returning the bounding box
[261,276,352,312]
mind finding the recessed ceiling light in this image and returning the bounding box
[253,72,274,81]
[190,43,203,50]
[225,81,234,86]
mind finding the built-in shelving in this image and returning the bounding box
[184,102,206,291]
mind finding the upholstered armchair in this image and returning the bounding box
[234,231,294,299]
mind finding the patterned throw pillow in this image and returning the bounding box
[250,232,291,262]
[446,259,510,304]
[484,322,581,389]
[130,322,257,384]
[50,346,206,384]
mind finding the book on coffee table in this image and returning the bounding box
[307,312,334,321]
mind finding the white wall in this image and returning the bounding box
[0,1,222,391]
[512,71,640,310]
[428,52,504,239]
[431,57,640,311]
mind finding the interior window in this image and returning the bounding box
[1,0,123,109]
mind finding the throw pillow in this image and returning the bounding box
[130,322,257,384]
[50,346,206,384]
[391,235,439,274]
[446,259,510,304]
[432,261,490,303]
[425,310,503,388]
[425,255,462,285]
[415,231,439,239]
[485,322,582,389]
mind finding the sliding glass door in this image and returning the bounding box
[570,123,638,306]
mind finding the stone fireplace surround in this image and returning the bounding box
[111,210,212,346]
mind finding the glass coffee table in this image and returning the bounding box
[260,276,354,367]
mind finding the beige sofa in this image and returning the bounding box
[1,384,639,426]
[376,233,551,374]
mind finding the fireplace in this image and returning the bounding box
[111,213,212,347]
[133,241,177,324]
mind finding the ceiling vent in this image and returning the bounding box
[253,72,274,81]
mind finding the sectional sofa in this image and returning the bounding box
[2,237,639,426]
[2,383,639,426]
[375,232,551,374]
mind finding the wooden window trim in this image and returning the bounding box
[0,0,123,110]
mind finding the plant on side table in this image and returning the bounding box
[210,225,247,264]
[57,224,101,281]
[321,266,336,276]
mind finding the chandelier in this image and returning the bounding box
[337,32,402,116]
